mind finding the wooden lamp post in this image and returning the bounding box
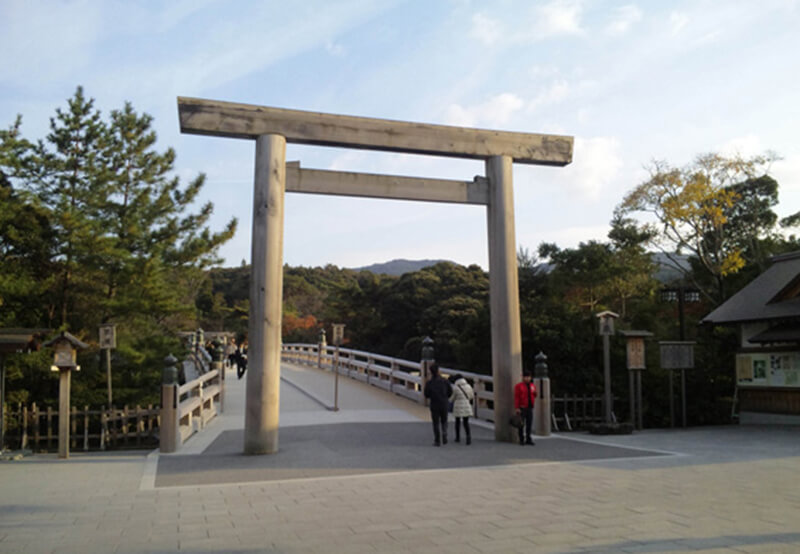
[596,311,619,423]
[44,331,88,459]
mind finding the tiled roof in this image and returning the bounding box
[702,251,800,324]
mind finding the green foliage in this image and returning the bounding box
[0,87,235,410]
[615,152,785,303]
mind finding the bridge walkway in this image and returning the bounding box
[1,361,799,552]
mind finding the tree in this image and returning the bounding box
[29,87,109,327]
[615,152,778,303]
[0,87,237,409]
[538,240,617,312]
[98,101,236,327]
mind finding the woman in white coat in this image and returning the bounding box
[449,374,475,445]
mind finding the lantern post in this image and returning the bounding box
[596,311,619,423]
[44,332,88,459]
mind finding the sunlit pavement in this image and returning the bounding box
[1,362,799,553]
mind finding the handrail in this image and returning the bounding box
[161,365,224,452]
[281,343,610,431]
[281,343,495,421]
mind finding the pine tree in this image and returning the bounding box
[28,87,109,328]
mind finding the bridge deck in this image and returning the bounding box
[1,363,799,553]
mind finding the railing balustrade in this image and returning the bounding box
[160,367,223,452]
[283,343,611,430]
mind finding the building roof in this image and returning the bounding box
[702,251,800,324]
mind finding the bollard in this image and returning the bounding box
[533,351,551,437]
[160,354,180,453]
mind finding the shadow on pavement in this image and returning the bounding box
[155,421,667,487]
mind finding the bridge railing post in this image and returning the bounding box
[533,351,551,437]
[473,380,484,418]
[213,340,225,413]
[160,354,180,454]
[389,361,398,394]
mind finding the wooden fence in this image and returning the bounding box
[3,403,160,452]
[282,343,608,430]
[1,359,224,453]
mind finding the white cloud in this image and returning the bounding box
[773,156,800,192]
[669,11,689,35]
[559,136,623,199]
[718,135,764,158]
[532,0,584,38]
[469,13,503,45]
[605,5,643,36]
[468,1,583,46]
[527,80,571,113]
[445,93,524,128]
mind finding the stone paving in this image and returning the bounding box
[1,363,799,553]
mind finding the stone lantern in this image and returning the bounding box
[44,331,88,459]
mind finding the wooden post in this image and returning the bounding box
[534,378,551,436]
[636,371,643,430]
[58,369,70,458]
[21,404,28,450]
[136,405,143,446]
[47,406,53,451]
[486,155,523,442]
[33,403,39,450]
[83,405,89,451]
[160,384,179,453]
[629,371,635,425]
[602,334,612,423]
[681,368,687,427]
[244,134,286,455]
[106,348,112,408]
[669,370,674,428]
[71,405,77,449]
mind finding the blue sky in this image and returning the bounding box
[2,0,799,269]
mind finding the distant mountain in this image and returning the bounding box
[352,258,450,276]
[652,252,691,284]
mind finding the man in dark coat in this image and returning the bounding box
[424,364,453,446]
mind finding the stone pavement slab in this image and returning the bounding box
[155,422,667,487]
[2,361,800,553]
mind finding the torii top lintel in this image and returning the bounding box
[178,97,573,166]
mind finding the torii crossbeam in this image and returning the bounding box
[178,97,573,454]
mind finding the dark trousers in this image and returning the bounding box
[518,407,533,444]
[430,407,448,444]
[454,417,471,441]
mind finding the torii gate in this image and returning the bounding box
[178,97,573,454]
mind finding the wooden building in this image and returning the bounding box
[703,251,800,424]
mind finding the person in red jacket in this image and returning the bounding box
[513,370,537,445]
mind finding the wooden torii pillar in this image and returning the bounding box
[178,98,573,453]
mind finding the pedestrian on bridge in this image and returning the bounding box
[424,364,452,446]
[514,370,537,446]
[449,374,474,445]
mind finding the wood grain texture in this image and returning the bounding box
[178,97,573,166]
[285,162,489,205]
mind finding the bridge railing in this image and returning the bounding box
[282,343,614,431]
[282,343,496,422]
[160,364,224,453]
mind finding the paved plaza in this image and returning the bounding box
[1,363,799,553]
